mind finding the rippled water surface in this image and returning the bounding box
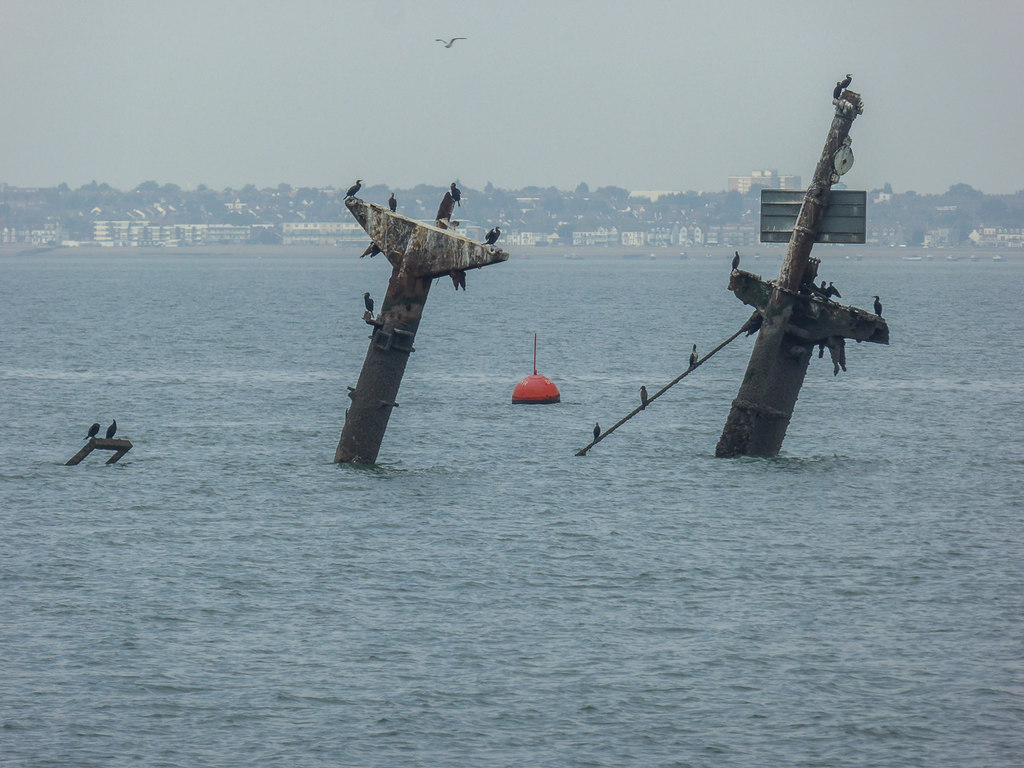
[2,247,1022,766]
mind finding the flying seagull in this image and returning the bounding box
[345,179,362,198]
[87,422,100,440]
[689,344,698,368]
[436,37,466,48]
[388,193,397,212]
[363,292,374,314]
[105,419,117,439]
[873,295,883,316]
[484,226,500,245]
[640,385,649,410]
[450,182,461,207]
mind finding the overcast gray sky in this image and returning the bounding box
[3,0,1021,194]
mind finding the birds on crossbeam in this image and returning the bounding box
[106,420,117,439]
[86,422,100,440]
[484,226,501,245]
[689,344,699,369]
[450,182,461,207]
[345,179,362,198]
[388,193,397,212]
[640,385,649,410]
[593,423,601,441]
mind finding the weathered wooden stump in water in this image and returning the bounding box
[716,88,888,458]
[334,197,508,464]
[66,437,133,465]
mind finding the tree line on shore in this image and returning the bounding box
[2,180,1022,246]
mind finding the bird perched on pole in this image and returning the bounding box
[450,182,461,206]
[833,74,852,100]
[86,422,100,440]
[689,344,698,368]
[593,423,601,441]
[388,193,397,212]
[484,226,500,245]
[105,419,117,439]
[732,251,740,271]
[873,295,883,316]
[345,179,362,198]
[363,292,374,315]
[640,385,649,410]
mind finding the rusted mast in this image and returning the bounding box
[716,89,865,458]
[334,197,508,464]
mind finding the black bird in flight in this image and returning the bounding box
[87,422,100,440]
[732,251,740,271]
[450,182,461,206]
[105,419,117,439]
[484,226,500,245]
[873,295,883,316]
[345,179,362,198]
[640,385,649,410]
[833,74,852,99]
[689,344,698,368]
[388,193,397,212]
[436,37,466,48]
[363,292,374,314]
[593,423,601,441]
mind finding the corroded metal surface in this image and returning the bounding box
[728,270,888,345]
[334,197,508,464]
[345,198,508,278]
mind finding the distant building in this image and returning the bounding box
[728,170,801,194]
[281,221,364,246]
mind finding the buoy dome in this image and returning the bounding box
[512,373,560,404]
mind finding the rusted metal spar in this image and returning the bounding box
[334,198,508,464]
[716,89,874,458]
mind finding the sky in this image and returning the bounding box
[3,0,1022,195]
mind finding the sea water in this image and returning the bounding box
[1,247,1022,766]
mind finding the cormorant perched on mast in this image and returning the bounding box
[873,295,883,316]
[689,344,698,368]
[105,419,117,439]
[732,251,740,271]
[388,193,397,212]
[345,179,362,198]
[484,226,500,245]
[86,422,100,440]
[363,292,374,314]
[450,182,461,206]
[640,385,649,410]
[833,74,852,100]
[826,281,842,299]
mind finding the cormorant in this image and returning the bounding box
[388,193,397,212]
[450,182,461,207]
[361,242,381,258]
[435,37,466,48]
[873,295,883,316]
[640,385,649,409]
[484,226,500,245]
[105,419,117,439]
[732,251,740,271]
[833,74,852,100]
[593,422,601,441]
[345,179,362,198]
[827,281,842,299]
[450,269,466,290]
[689,344,698,368]
[87,422,100,440]
[363,292,374,314]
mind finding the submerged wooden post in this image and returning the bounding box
[65,437,133,465]
[334,197,508,464]
[716,88,884,458]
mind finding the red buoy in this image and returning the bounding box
[512,334,560,404]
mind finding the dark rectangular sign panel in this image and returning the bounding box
[760,189,866,244]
